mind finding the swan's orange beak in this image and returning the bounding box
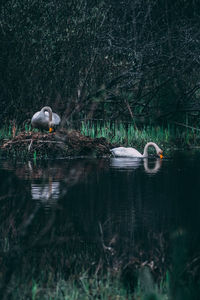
[159,153,163,159]
[49,127,53,133]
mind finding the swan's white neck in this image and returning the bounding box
[41,106,52,122]
[142,142,161,157]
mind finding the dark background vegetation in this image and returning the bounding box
[1,0,200,126]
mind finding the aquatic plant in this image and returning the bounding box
[80,120,200,151]
[0,123,31,141]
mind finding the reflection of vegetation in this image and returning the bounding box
[169,229,200,300]
[3,260,200,299]
[6,269,168,300]
[0,158,200,299]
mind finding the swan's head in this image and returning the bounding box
[49,120,53,133]
[157,149,163,159]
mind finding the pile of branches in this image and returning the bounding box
[0,129,113,158]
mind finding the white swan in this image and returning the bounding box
[31,106,61,132]
[110,142,163,158]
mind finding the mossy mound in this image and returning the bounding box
[0,129,113,158]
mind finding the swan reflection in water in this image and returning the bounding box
[31,179,60,208]
[110,157,162,174]
[26,159,107,209]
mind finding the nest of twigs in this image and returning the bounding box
[0,129,113,158]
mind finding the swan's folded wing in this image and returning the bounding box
[110,147,143,157]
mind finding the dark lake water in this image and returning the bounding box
[0,152,200,296]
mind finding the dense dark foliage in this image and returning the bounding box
[1,0,200,125]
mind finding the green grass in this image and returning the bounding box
[0,123,32,140]
[80,120,200,152]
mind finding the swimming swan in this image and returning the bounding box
[110,142,163,158]
[31,106,61,131]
